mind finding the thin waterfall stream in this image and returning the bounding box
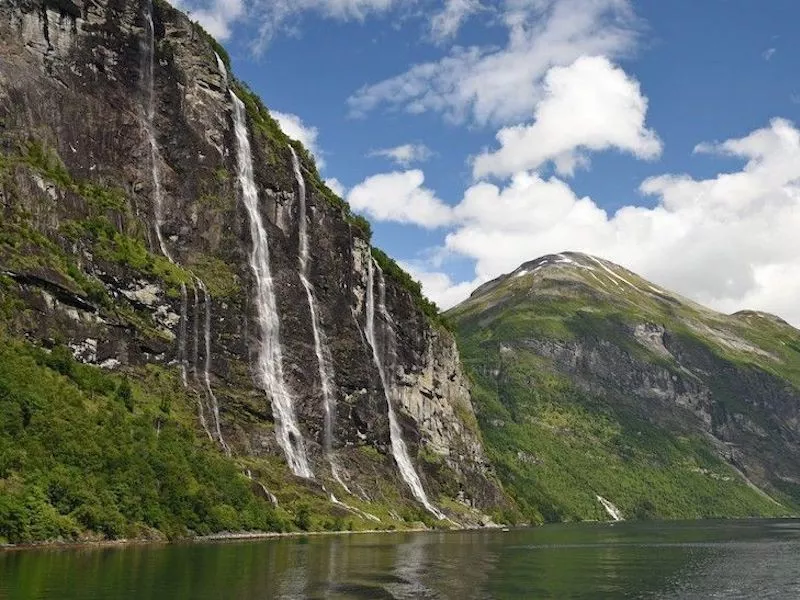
[191,284,214,441]
[289,147,350,491]
[178,283,189,386]
[140,0,170,260]
[230,90,312,478]
[141,0,192,394]
[365,258,445,520]
[198,280,229,455]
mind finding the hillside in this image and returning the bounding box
[448,252,800,523]
[0,0,506,544]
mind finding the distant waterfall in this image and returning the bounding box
[178,283,189,386]
[141,1,193,394]
[597,495,624,521]
[191,285,214,441]
[230,91,312,478]
[289,147,345,486]
[198,280,230,455]
[140,0,170,259]
[365,258,444,520]
[214,52,228,83]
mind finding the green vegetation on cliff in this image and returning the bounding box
[0,333,290,544]
[449,252,800,524]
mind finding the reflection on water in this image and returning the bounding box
[1,520,799,599]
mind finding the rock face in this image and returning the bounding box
[0,0,505,524]
[449,252,800,523]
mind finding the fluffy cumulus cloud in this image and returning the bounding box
[409,119,800,326]
[346,170,454,228]
[348,0,639,125]
[173,0,245,40]
[472,56,662,178]
[369,144,433,166]
[271,111,325,168]
[325,177,347,197]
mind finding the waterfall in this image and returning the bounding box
[179,283,188,386]
[365,258,444,520]
[289,146,345,487]
[230,91,312,479]
[214,52,228,83]
[191,283,200,377]
[141,0,170,259]
[191,285,214,441]
[198,280,230,455]
[141,0,194,395]
[597,495,624,522]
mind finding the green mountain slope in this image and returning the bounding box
[448,252,800,524]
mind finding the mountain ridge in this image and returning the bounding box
[449,251,800,523]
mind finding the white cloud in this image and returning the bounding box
[346,170,454,228]
[271,111,325,168]
[325,177,346,197]
[430,0,483,41]
[348,0,639,125]
[763,47,776,61]
[177,0,400,47]
[393,119,800,328]
[472,56,662,178]
[399,262,481,309]
[174,0,245,40]
[251,0,402,51]
[369,143,433,166]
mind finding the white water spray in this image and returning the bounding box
[198,280,230,455]
[214,52,227,83]
[365,258,444,520]
[190,285,214,440]
[289,146,345,487]
[597,495,624,521]
[141,0,170,259]
[191,283,200,377]
[230,91,312,478]
[179,283,188,386]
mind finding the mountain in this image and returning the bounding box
[0,0,507,544]
[448,252,800,523]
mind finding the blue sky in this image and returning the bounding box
[177,0,800,324]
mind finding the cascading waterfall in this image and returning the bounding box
[230,90,312,478]
[365,258,444,520]
[289,146,347,489]
[198,280,230,455]
[141,2,192,394]
[597,495,624,522]
[191,285,214,441]
[179,283,189,386]
[141,0,170,260]
[191,284,200,377]
[214,52,227,83]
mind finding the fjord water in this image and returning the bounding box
[3,520,799,599]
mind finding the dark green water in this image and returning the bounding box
[2,520,799,599]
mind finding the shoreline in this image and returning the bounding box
[0,522,504,553]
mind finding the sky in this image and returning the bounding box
[174,0,800,325]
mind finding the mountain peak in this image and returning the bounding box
[468,251,666,303]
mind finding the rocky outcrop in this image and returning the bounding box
[0,0,506,523]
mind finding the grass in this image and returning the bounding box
[450,258,800,524]
[465,348,788,524]
[0,332,291,544]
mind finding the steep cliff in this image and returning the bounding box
[449,252,800,523]
[0,0,505,543]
